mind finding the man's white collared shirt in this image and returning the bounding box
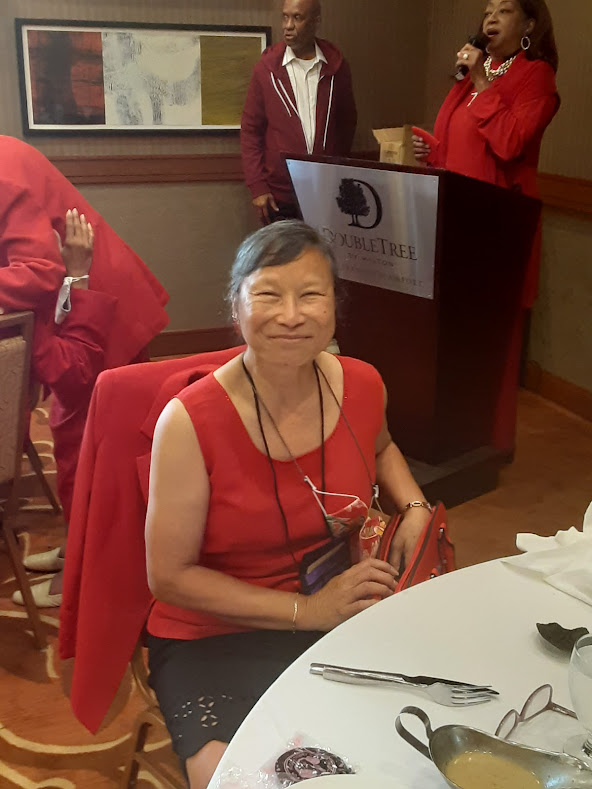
[283,42,327,154]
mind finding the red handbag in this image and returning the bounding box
[376,502,455,591]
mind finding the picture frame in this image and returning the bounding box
[15,19,271,135]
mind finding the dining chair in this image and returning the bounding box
[24,380,61,514]
[119,639,185,788]
[0,311,47,648]
[0,367,61,514]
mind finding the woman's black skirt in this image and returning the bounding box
[147,629,323,766]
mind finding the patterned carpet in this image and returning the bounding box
[0,403,181,788]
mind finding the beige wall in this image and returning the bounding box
[424,0,592,392]
[530,210,592,391]
[1,1,590,389]
[0,0,430,330]
[80,182,258,331]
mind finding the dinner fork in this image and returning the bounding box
[310,664,498,708]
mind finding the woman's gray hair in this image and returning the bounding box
[228,220,338,305]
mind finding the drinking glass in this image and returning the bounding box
[565,633,592,764]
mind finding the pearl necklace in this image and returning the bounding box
[483,54,517,81]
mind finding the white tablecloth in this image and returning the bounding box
[209,560,591,787]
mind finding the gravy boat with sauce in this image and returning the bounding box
[395,705,592,789]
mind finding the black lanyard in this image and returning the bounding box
[242,355,326,560]
[241,355,378,554]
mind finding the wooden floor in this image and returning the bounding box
[450,390,592,568]
[0,389,591,787]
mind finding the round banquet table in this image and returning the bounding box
[208,560,591,787]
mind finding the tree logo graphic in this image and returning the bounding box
[336,178,383,230]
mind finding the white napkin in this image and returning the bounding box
[503,502,592,607]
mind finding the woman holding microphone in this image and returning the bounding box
[413,0,559,453]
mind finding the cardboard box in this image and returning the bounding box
[373,125,417,167]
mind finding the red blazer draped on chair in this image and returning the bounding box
[59,346,243,733]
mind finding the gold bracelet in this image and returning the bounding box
[402,500,433,514]
[292,593,299,633]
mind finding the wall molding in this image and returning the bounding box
[148,326,239,358]
[537,173,592,218]
[524,361,592,423]
[51,154,592,217]
[52,154,244,185]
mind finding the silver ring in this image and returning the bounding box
[463,53,469,60]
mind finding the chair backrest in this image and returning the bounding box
[0,312,33,487]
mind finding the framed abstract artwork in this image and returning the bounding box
[15,19,270,134]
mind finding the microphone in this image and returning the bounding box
[455,34,487,81]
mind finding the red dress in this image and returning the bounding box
[148,355,383,641]
[32,289,118,520]
[428,53,559,305]
[0,136,169,366]
[425,55,559,451]
[0,135,169,517]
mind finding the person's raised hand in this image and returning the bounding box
[302,558,398,632]
[61,208,94,284]
[456,43,488,92]
[253,193,279,225]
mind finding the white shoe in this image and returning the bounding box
[12,579,62,608]
[23,547,65,572]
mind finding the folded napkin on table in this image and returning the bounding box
[503,502,592,607]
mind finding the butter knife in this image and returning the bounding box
[310,663,498,692]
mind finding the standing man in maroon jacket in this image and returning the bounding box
[241,0,357,224]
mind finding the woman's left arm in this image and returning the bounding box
[374,386,431,573]
[468,62,559,162]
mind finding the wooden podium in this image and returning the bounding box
[287,155,541,503]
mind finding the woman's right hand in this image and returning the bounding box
[302,558,398,632]
[61,208,94,282]
[412,134,431,163]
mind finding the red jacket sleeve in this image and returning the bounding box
[468,61,559,162]
[413,127,441,167]
[334,60,357,154]
[240,66,272,199]
[32,289,118,410]
[0,181,64,316]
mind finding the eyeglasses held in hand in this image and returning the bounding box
[495,683,577,740]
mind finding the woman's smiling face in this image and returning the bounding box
[236,247,336,367]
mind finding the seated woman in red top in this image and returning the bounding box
[145,221,432,788]
[412,0,559,453]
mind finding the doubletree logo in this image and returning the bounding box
[336,178,383,230]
